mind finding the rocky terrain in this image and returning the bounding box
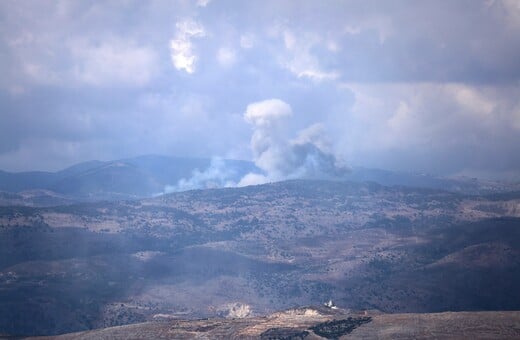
[34,307,520,339]
[0,179,519,336]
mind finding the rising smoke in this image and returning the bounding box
[164,157,239,193]
[167,99,349,192]
[238,99,349,186]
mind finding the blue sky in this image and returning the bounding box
[0,0,519,179]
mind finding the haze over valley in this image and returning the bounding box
[1,164,520,336]
[1,0,520,338]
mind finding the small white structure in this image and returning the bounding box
[324,299,338,309]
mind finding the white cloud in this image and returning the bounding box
[216,47,237,67]
[279,29,339,81]
[448,84,495,117]
[169,19,205,74]
[16,38,157,87]
[70,40,157,86]
[290,69,339,81]
[338,82,520,173]
[196,0,211,7]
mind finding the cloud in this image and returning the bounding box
[196,0,211,7]
[329,1,520,83]
[0,2,161,88]
[338,82,520,175]
[70,39,157,86]
[170,19,206,74]
[216,47,237,67]
[279,30,339,81]
[0,0,519,179]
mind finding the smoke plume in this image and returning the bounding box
[164,157,238,193]
[238,99,349,186]
[165,99,348,192]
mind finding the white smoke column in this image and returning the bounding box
[287,123,349,179]
[239,99,349,186]
[241,99,293,185]
[163,99,350,192]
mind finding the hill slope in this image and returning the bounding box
[0,155,258,200]
[1,180,519,335]
[35,307,520,339]
[1,155,517,204]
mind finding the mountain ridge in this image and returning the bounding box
[0,155,518,205]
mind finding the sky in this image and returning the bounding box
[0,0,519,179]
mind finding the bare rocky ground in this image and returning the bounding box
[33,307,520,339]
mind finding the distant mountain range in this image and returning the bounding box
[0,155,257,202]
[0,155,517,205]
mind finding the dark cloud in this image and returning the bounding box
[0,0,518,179]
[328,0,520,83]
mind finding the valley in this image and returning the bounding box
[0,180,519,336]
